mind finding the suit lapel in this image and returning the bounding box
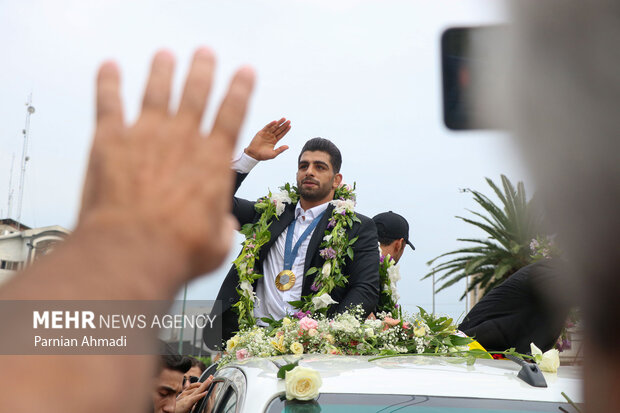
[258,203,296,262]
[302,204,333,295]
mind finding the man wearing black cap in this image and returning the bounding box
[373,211,415,264]
[372,211,415,314]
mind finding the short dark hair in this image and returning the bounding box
[188,356,207,373]
[162,354,191,374]
[378,236,399,246]
[298,138,342,173]
[157,341,191,374]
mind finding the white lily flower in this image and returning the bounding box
[312,293,338,310]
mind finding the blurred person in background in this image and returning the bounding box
[183,357,207,389]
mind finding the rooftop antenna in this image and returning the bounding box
[6,154,15,218]
[16,94,35,231]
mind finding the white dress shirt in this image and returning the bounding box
[232,152,329,323]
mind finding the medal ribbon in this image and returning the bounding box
[283,211,326,271]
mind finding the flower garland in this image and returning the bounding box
[220,305,482,367]
[232,183,359,329]
[221,306,562,373]
[376,251,401,316]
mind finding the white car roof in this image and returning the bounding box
[217,354,582,411]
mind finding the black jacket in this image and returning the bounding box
[459,260,568,354]
[204,172,379,349]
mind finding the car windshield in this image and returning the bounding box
[265,393,579,413]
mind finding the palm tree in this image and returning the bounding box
[424,175,543,299]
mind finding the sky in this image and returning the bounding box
[0,0,531,321]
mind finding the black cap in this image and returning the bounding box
[372,211,415,250]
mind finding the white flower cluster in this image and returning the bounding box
[364,318,383,330]
[330,199,356,214]
[382,344,409,353]
[414,337,425,354]
[270,190,292,216]
[386,264,401,302]
[376,324,409,350]
[330,312,361,334]
[226,327,274,359]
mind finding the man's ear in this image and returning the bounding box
[332,173,343,189]
[398,238,406,253]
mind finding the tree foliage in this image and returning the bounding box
[424,175,543,299]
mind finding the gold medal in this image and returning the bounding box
[275,270,296,291]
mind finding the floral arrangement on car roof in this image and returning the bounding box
[232,182,360,330]
[220,305,486,367]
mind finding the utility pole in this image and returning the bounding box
[16,94,35,230]
[6,154,15,218]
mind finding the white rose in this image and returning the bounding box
[321,261,331,278]
[285,366,322,401]
[312,293,338,310]
[530,343,560,373]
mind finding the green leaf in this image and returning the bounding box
[305,267,318,276]
[348,236,359,246]
[468,349,493,359]
[277,360,299,380]
[449,335,473,346]
[347,246,354,260]
[378,349,399,356]
[240,223,255,237]
[287,300,305,308]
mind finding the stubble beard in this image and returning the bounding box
[298,179,333,203]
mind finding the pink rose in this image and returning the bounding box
[236,349,249,360]
[299,316,318,331]
[383,317,400,328]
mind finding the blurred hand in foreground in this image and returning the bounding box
[80,48,255,280]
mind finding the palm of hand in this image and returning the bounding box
[246,118,291,160]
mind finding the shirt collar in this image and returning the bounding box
[295,201,330,221]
